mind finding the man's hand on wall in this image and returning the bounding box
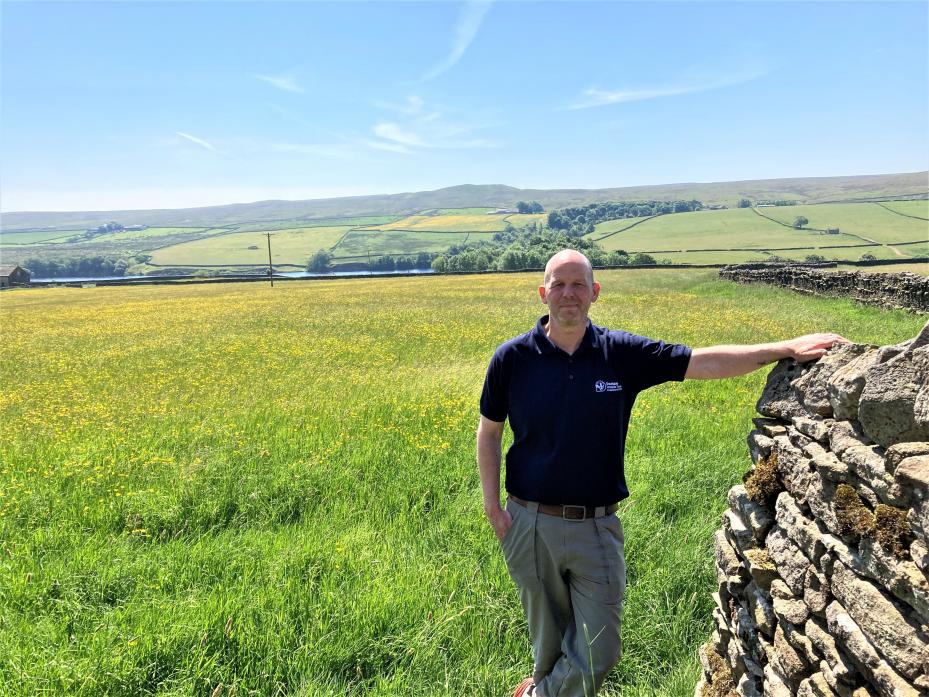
[781,333,850,363]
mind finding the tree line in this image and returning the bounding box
[547,199,704,236]
[21,253,150,278]
[430,227,657,273]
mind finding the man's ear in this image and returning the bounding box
[538,285,548,304]
[591,281,601,303]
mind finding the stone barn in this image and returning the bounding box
[0,265,31,288]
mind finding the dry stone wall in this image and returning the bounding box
[696,321,929,697]
[718,265,929,313]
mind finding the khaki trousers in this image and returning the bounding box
[501,497,626,697]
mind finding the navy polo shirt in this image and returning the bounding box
[480,315,692,506]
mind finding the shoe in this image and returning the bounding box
[511,677,534,697]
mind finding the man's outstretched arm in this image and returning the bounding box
[477,415,511,541]
[684,333,849,380]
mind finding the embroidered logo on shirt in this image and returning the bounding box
[594,380,622,393]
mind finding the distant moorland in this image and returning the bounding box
[1,173,926,277]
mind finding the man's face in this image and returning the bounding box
[538,259,600,327]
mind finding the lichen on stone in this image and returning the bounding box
[874,504,912,560]
[701,647,738,697]
[744,451,782,507]
[833,484,875,539]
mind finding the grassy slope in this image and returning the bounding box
[835,262,929,275]
[0,229,86,245]
[1,270,923,696]
[149,227,353,267]
[332,230,497,258]
[756,202,929,244]
[369,213,546,233]
[4,172,926,229]
[589,208,870,253]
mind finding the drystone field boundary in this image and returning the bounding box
[696,322,929,696]
[719,264,929,313]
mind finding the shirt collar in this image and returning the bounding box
[532,315,600,355]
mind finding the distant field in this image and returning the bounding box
[232,216,401,233]
[333,230,497,258]
[590,216,656,238]
[370,213,544,233]
[150,226,352,266]
[76,227,214,244]
[876,200,929,219]
[834,262,929,275]
[419,207,496,215]
[0,229,85,245]
[588,208,869,254]
[755,202,928,244]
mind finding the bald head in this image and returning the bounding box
[543,249,594,288]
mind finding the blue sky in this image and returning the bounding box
[2,1,927,212]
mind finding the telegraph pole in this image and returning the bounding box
[265,232,274,287]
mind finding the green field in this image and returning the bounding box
[651,243,922,265]
[590,216,657,238]
[876,200,929,219]
[370,213,545,233]
[1,270,922,696]
[0,229,86,245]
[149,227,353,267]
[588,208,871,254]
[835,261,929,275]
[755,202,928,244]
[333,230,497,258]
[232,217,402,233]
[419,208,497,215]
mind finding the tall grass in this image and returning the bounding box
[0,270,922,696]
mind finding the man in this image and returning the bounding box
[477,249,846,697]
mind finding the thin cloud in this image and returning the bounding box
[422,0,493,82]
[374,122,427,148]
[176,131,217,151]
[255,73,305,93]
[567,71,768,110]
[361,96,500,154]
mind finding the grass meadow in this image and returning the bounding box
[756,202,929,244]
[587,208,869,254]
[0,270,924,697]
[149,227,354,267]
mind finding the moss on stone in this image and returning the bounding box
[834,484,875,540]
[702,646,738,697]
[744,452,782,507]
[874,504,911,560]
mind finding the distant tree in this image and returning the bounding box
[858,253,877,262]
[606,251,630,266]
[738,198,752,208]
[306,249,333,272]
[432,255,448,273]
[804,254,827,263]
[793,216,810,229]
[516,201,531,214]
[630,252,657,265]
[529,201,544,213]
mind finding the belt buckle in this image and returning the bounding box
[562,505,586,521]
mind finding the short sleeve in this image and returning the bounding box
[616,333,692,393]
[479,347,509,422]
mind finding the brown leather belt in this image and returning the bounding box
[509,495,618,521]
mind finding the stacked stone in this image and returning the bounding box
[696,321,929,697]
[718,265,929,314]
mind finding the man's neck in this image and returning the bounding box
[544,318,587,355]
